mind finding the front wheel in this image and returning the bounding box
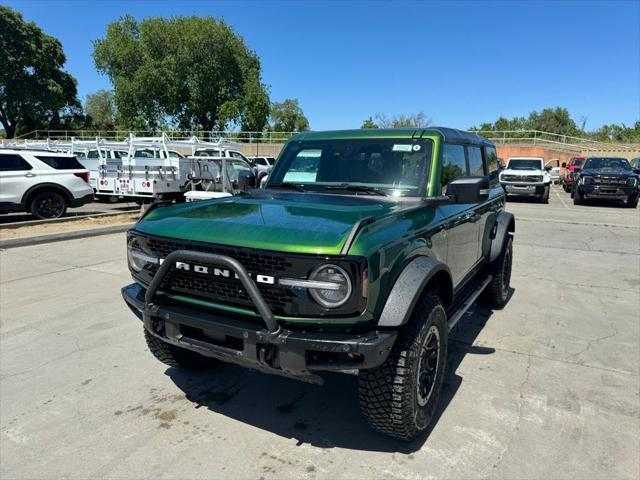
[540,185,550,203]
[358,294,448,441]
[30,191,67,219]
[573,188,584,205]
[627,193,638,208]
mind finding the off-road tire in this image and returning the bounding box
[144,329,218,370]
[358,294,447,441]
[540,185,550,204]
[483,236,513,308]
[627,193,638,208]
[573,187,584,205]
[562,182,570,193]
[29,190,68,219]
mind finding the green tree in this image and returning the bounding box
[373,112,431,128]
[85,90,116,130]
[93,15,270,131]
[269,98,309,132]
[361,116,378,129]
[0,6,80,138]
[527,107,578,136]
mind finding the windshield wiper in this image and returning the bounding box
[268,182,306,192]
[324,184,388,196]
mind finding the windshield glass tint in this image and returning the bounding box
[584,157,631,170]
[269,139,433,196]
[507,159,542,170]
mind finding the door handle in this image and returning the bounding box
[24,173,36,178]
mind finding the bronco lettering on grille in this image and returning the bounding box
[174,261,276,285]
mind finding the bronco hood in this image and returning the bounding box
[581,167,633,177]
[134,192,400,255]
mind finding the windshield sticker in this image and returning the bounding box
[392,144,413,152]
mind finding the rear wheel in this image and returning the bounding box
[144,329,218,370]
[30,191,67,219]
[627,193,638,208]
[358,294,447,441]
[483,236,513,308]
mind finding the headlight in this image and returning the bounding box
[308,264,352,308]
[580,176,594,185]
[127,236,160,273]
[627,177,638,187]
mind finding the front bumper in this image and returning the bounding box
[122,282,396,384]
[501,182,547,195]
[579,184,638,200]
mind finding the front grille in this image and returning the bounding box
[145,238,294,315]
[131,233,367,319]
[502,174,542,182]
[593,176,628,186]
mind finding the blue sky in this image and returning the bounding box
[6,0,640,131]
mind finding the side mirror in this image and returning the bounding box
[561,162,567,168]
[237,170,256,191]
[446,176,490,204]
[260,175,269,188]
[544,165,552,172]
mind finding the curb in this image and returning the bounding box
[0,224,134,250]
[0,210,139,230]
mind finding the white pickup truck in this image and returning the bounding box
[499,156,552,203]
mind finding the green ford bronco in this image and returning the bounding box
[122,128,514,440]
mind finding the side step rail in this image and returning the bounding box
[447,275,492,331]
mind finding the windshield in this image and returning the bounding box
[267,138,433,197]
[507,159,542,170]
[583,157,631,170]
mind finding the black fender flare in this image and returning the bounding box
[377,256,453,328]
[21,183,73,208]
[489,211,515,263]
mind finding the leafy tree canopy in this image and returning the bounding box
[361,112,432,129]
[269,98,309,132]
[85,90,116,130]
[93,15,270,132]
[0,6,80,138]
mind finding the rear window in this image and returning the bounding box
[35,155,85,170]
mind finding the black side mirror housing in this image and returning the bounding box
[237,170,256,191]
[544,165,552,172]
[633,168,640,175]
[447,176,490,204]
[561,162,567,168]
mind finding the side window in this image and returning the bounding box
[35,155,85,169]
[0,154,32,171]
[441,144,467,190]
[485,146,499,184]
[467,146,485,176]
[87,150,99,159]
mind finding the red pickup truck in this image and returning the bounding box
[561,156,585,192]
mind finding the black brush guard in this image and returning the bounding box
[122,250,396,384]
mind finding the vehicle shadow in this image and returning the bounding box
[166,288,515,453]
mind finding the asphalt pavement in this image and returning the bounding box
[1,186,638,479]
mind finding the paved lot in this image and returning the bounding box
[1,186,639,479]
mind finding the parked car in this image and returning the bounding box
[247,156,276,182]
[0,149,94,219]
[122,127,515,441]
[561,156,585,192]
[499,156,552,203]
[572,157,639,208]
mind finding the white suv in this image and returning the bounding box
[0,149,94,219]
[499,156,552,203]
